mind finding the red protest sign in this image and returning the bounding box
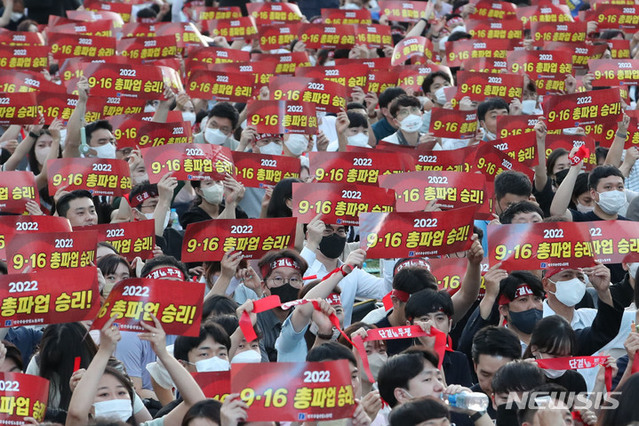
[517,3,573,27]
[65,9,125,27]
[187,46,250,65]
[323,8,372,24]
[6,230,97,273]
[0,372,49,422]
[379,0,431,22]
[190,6,241,21]
[297,23,356,49]
[142,143,233,184]
[378,171,489,217]
[0,92,38,126]
[464,57,509,74]
[246,2,302,25]
[204,17,258,41]
[84,0,133,22]
[269,76,347,113]
[48,32,116,61]
[391,36,432,66]
[531,21,587,45]
[445,39,511,68]
[355,24,392,49]
[465,19,523,40]
[545,133,597,170]
[82,62,182,99]
[187,69,255,103]
[48,158,132,197]
[580,220,639,264]
[246,100,318,135]
[48,18,113,37]
[0,45,48,71]
[396,63,452,92]
[472,142,535,182]
[545,42,607,70]
[497,114,541,139]
[148,22,206,48]
[412,146,475,173]
[208,61,275,88]
[0,267,99,327]
[251,52,311,75]
[488,222,595,270]
[92,278,204,337]
[231,360,356,422]
[83,221,155,261]
[456,71,524,102]
[85,96,147,122]
[428,257,490,298]
[367,69,400,94]
[0,216,71,260]
[605,39,631,59]
[182,217,297,262]
[491,132,538,168]
[0,29,45,45]
[469,0,517,20]
[589,59,639,86]
[118,35,179,62]
[114,120,193,149]
[295,64,368,89]
[593,4,639,31]
[310,151,416,185]
[429,108,478,139]
[193,371,230,401]
[258,24,302,50]
[0,171,38,214]
[232,152,300,188]
[37,91,77,124]
[508,50,573,94]
[542,88,622,130]
[360,207,475,259]
[292,182,395,226]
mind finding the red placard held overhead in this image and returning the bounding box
[92,278,204,337]
[429,109,478,139]
[545,42,606,71]
[84,0,133,22]
[0,372,49,423]
[490,133,538,168]
[545,133,597,170]
[251,52,311,75]
[246,2,302,25]
[542,88,622,130]
[580,220,639,264]
[428,257,490,298]
[231,360,356,422]
[82,62,182,99]
[204,17,258,41]
[142,143,234,184]
[412,146,476,172]
[456,71,524,102]
[193,371,231,401]
[463,57,510,73]
[0,216,71,260]
[0,171,38,214]
[246,100,317,135]
[48,32,116,61]
[190,6,241,21]
[48,158,132,197]
[269,76,347,113]
[378,1,431,22]
[605,39,631,59]
[114,120,192,149]
[232,152,300,188]
[0,92,38,126]
[292,182,395,226]
[187,46,250,65]
[497,114,541,139]
[0,45,48,71]
[588,59,639,86]
[592,4,639,31]
[355,24,393,48]
[531,21,587,45]
[468,0,517,20]
[6,230,97,273]
[118,35,180,62]
[297,24,356,49]
[187,69,255,103]
[508,50,573,93]
[322,8,372,24]
[473,142,535,182]
[258,24,302,50]
[445,39,511,68]
[295,64,368,89]
[182,218,297,262]
[310,151,416,185]
[360,207,476,259]
[0,29,45,45]
[83,221,155,261]
[465,19,523,40]
[0,267,99,327]
[391,36,432,66]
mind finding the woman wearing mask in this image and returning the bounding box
[66,315,206,426]
[97,254,132,299]
[180,176,247,229]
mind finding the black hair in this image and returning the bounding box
[174,322,231,362]
[517,383,570,424]
[494,170,532,201]
[266,178,302,218]
[257,249,308,280]
[571,172,590,207]
[208,102,239,130]
[388,95,422,118]
[595,146,609,164]
[209,314,239,338]
[181,399,222,426]
[378,87,407,109]
[129,181,158,209]
[421,70,452,94]
[477,97,509,122]
[306,341,357,366]
[598,374,639,424]
[447,31,472,42]
[498,271,544,305]
[600,30,624,40]
[338,322,377,350]
[491,360,545,395]
[136,7,158,19]
[84,120,113,143]
[404,289,454,321]
[347,110,368,129]
[588,164,624,191]
[202,295,239,321]
[97,241,119,256]
[546,148,569,177]
[1,340,23,371]
[97,254,131,279]
[28,129,59,174]
[0,259,6,275]
[390,397,450,425]
[500,201,544,224]
[56,189,94,218]
[139,255,189,280]
[392,267,438,294]
[471,326,522,363]
[378,347,440,408]
[347,102,366,111]
[523,315,575,358]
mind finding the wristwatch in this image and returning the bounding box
[28,131,39,139]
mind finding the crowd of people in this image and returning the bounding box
[2,0,639,425]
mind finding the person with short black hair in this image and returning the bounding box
[477,98,509,141]
[333,110,374,151]
[372,86,406,142]
[56,189,98,228]
[422,71,453,107]
[494,170,535,215]
[383,95,437,148]
[389,397,451,426]
[195,102,240,149]
[499,201,544,224]
[491,361,546,424]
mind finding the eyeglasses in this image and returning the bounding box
[323,227,347,237]
[269,276,303,286]
[396,106,422,119]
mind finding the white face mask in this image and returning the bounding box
[284,134,307,156]
[182,111,196,126]
[201,183,224,205]
[93,143,116,159]
[628,263,639,279]
[367,352,388,382]
[35,146,51,166]
[483,129,497,141]
[205,128,228,145]
[542,367,566,379]
[596,190,626,215]
[324,60,336,67]
[521,99,538,115]
[550,277,586,307]
[144,211,170,229]
[260,141,283,156]
[400,114,422,133]
[144,104,156,113]
[195,356,230,372]
[231,349,262,364]
[93,399,133,422]
[11,12,23,21]
[343,3,361,9]
[347,132,370,147]
[576,203,594,213]
[434,87,447,105]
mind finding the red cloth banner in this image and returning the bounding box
[83,221,155,261]
[0,372,49,423]
[309,151,416,185]
[142,143,233,183]
[48,158,132,196]
[232,152,300,188]
[0,171,38,214]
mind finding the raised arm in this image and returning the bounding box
[451,234,484,323]
[2,126,37,171]
[35,118,64,190]
[549,147,581,220]
[63,77,90,158]
[533,119,548,192]
[604,113,630,168]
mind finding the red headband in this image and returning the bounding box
[145,267,185,281]
[545,266,570,280]
[498,284,534,306]
[254,133,283,142]
[447,17,464,27]
[382,289,411,311]
[394,258,430,275]
[326,293,342,306]
[134,191,157,207]
[261,257,300,278]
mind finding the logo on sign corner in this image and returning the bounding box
[4,320,11,327]
[540,262,547,268]
[336,219,342,224]
[409,251,415,257]
[298,413,306,421]
[187,175,192,180]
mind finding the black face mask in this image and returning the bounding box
[269,283,300,303]
[319,234,347,259]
